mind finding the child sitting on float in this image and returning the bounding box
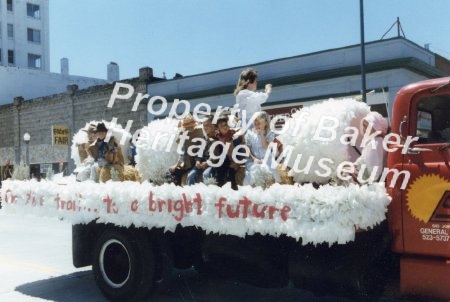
[169,114,204,186]
[214,114,244,190]
[243,111,280,187]
[88,122,125,182]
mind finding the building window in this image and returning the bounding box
[27,28,41,43]
[7,24,14,38]
[28,53,41,69]
[27,3,40,18]
[8,50,14,65]
[7,0,13,11]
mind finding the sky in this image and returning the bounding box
[49,0,450,80]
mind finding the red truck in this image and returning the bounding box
[67,77,450,301]
[1,77,447,301]
[387,76,450,299]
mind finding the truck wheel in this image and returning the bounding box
[92,228,155,301]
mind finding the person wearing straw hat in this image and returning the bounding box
[169,114,203,186]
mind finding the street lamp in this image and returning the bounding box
[23,132,30,165]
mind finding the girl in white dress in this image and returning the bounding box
[234,68,272,128]
[244,111,280,187]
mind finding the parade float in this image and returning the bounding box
[2,98,391,245]
[3,76,449,301]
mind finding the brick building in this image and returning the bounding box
[0,0,109,106]
[0,67,160,178]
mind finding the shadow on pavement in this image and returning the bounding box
[15,268,419,302]
[15,270,106,302]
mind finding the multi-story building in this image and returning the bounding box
[0,0,110,106]
[0,0,49,71]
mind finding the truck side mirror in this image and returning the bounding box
[399,115,408,144]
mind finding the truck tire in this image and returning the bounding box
[92,228,155,301]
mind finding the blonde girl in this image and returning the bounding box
[243,111,280,187]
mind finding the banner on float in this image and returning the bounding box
[1,179,390,245]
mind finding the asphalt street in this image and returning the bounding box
[0,211,435,302]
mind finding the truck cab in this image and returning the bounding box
[388,77,450,299]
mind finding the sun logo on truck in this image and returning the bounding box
[406,174,450,223]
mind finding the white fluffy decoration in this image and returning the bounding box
[70,127,88,167]
[244,164,275,188]
[1,179,391,245]
[278,98,370,184]
[135,119,180,184]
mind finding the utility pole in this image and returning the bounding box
[360,0,367,103]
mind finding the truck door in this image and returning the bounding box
[401,92,450,258]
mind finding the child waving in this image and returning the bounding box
[234,68,272,129]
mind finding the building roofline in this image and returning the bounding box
[162,37,430,81]
[152,56,446,102]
